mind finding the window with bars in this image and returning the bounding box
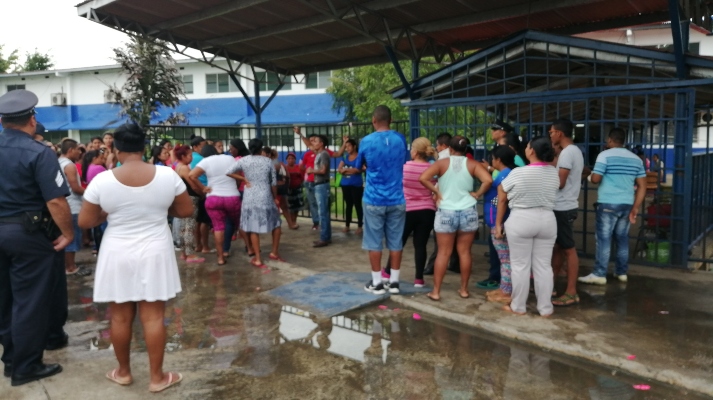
[182,75,193,94]
[7,84,25,92]
[255,72,291,91]
[206,73,238,93]
[306,71,333,89]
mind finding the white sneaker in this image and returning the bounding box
[614,274,628,283]
[578,273,607,285]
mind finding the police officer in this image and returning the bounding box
[0,90,73,386]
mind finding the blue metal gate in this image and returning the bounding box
[407,86,697,268]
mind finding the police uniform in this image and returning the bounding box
[0,90,68,385]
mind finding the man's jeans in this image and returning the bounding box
[305,182,319,225]
[593,203,632,277]
[314,183,331,242]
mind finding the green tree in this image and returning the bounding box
[0,44,19,73]
[22,49,54,71]
[108,37,186,129]
[327,60,444,122]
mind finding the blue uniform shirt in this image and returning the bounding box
[0,128,69,217]
[354,130,409,206]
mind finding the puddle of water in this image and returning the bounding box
[63,264,702,399]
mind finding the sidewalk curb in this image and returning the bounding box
[270,261,713,398]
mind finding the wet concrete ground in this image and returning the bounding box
[2,218,712,399]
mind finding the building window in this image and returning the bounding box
[255,71,291,92]
[306,71,333,89]
[7,84,25,92]
[182,75,193,94]
[206,73,238,93]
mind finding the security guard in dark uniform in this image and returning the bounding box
[0,90,74,386]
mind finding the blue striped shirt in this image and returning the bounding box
[593,148,646,205]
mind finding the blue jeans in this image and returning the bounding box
[594,203,632,277]
[314,183,331,242]
[305,182,319,225]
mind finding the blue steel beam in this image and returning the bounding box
[254,78,262,138]
[409,61,420,142]
[385,46,415,100]
[228,72,258,114]
[668,0,688,79]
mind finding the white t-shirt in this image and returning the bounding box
[501,165,560,210]
[438,148,450,160]
[83,166,186,239]
[554,144,584,211]
[196,155,240,197]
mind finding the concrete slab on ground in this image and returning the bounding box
[263,272,429,317]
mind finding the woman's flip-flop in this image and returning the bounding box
[268,254,286,262]
[458,291,470,299]
[148,372,183,393]
[105,369,132,386]
[426,293,440,302]
[250,259,268,269]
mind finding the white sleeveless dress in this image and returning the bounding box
[84,166,186,303]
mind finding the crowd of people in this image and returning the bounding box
[0,87,649,392]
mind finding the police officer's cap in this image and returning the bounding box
[491,120,513,132]
[0,90,38,118]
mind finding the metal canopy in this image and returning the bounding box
[390,30,713,121]
[75,0,696,81]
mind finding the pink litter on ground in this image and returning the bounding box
[378,305,388,310]
[626,355,636,360]
[659,311,669,314]
[261,269,270,274]
[393,308,401,311]
[412,313,422,320]
[633,384,651,391]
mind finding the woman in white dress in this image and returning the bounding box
[78,123,194,393]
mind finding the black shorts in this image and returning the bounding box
[554,209,578,249]
[196,198,212,225]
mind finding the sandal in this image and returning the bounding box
[502,305,526,315]
[105,368,132,386]
[426,292,440,302]
[552,293,580,307]
[186,257,205,264]
[250,259,268,269]
[458,290,470,299]
[149,371,182,393]
[268,254,286,262]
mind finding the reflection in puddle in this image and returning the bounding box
[64,263,697,399]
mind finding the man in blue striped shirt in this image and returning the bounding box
[579,128,647,285]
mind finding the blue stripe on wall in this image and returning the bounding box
[35,93,344,130]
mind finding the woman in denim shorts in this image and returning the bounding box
[419,135,493,301]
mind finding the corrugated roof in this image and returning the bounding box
[76,0,684,79]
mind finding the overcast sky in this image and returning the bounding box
[1,1,159,70]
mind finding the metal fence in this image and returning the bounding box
[147,121,410,223]
[690,151,713,270]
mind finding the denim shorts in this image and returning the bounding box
[434,207,478,234]
[362,203,406,251]
[65,214,83,253]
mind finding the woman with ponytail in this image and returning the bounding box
[495,136,559,317]
[419,136,493,301]
[482,145,518,304]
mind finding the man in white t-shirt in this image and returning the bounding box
[548,118,584,306]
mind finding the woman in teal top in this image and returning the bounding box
[419,135,493,301]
